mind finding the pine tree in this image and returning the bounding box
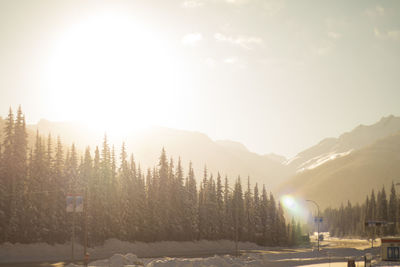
[2,108,14,242]
[216,173,224,239]
[378,186,388,235]
[223,176,233,239]
[157,148,169,240]
[198,166,208,240]
[99,135,113,241]
[184,162,197,240]
[53,136,67,243]
[117,143,130,240]
[260,185,269,245]
[244,177,254,241]
[253,183,262,244]
[268,193,278,245]
[232,177,244,241]
[276,202,287,245]
[12,106,27,242]
[370,190,377,221]
[81,147,93,245]
[171,158,185,240]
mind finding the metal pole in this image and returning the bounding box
[72,196,75,262]
[306,200,320,251]
[84,188,88,259]
[235,203,239,256]
[317,214,320,251]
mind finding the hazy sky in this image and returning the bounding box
[1,0,400,157]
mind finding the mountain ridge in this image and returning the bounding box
[286,115,400,172]
[22,119,292,188]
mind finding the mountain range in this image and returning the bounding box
[26,119,293,189]
[281,115,400,207]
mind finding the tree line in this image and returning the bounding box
[0,107,303,246]
[323,183,399,238]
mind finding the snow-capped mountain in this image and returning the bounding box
[286,115,400,172]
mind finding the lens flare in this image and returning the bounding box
[282,195,297,210]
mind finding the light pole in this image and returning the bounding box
[306,199,321,251]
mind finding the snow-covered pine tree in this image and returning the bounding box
[388,182,398,235]
[216,173,224,240]
[244,177,254,242]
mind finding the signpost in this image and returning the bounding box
[364,220,390,248]
[67,194,83,262]
[307,199,321,251]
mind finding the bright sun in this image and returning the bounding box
[45,13,183,135]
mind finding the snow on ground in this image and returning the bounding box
[0,239,262,263]
[300,262,363,267]
[87,253,268,267]
[0,237,391,266]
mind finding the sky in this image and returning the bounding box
[0,0,400,158]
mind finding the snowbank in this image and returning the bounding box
[0,239,263,263]
[77,253,268,267]
[146,255,266,267]
[0,241,77,263]
[89,253,141,267]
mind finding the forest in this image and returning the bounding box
[0,107,303,247]
[323,183,399,239]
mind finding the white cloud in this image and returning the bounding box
[388,30,400,41]
[181,0,204,8]
[316,44,333,56]
[182,33,204,45]
[365,5,385,17]
[214,33,263,49]
[313,40,335,56]
[328,31,341,39]
[374,27,400,41]
[224,57,238,64]
[204,57,216,68]
[224,0,250,4]
[262,0,285,16]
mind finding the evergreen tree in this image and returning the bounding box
[2,108,14,241]
[223,176,233,239]
[232,177,244,241]
[244,177,254,241]
[157,148,169,240]
[198,166,208,240]
[253,183,262,244]
[184,162,197,240]
[216,173,224,239]
[260,185,269,245]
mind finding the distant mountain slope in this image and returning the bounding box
[287,115,400,172]
[24,120,292,188]
[280,131,400,208]
[115,127,293,188]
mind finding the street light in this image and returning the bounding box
[306,199,321,251]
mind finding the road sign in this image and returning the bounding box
[314,217,323,223]
[75,196,83,212]
[364,220,388,227]
[66,195,84,212]
[66,195,74,212]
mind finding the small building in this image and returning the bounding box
[381,237,400,261]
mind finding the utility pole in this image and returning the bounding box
[72,200,75,262]
[307,199,321,251]
[235,209,239,257]
[84,186,88,259]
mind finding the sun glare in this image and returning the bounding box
[45,13,183,134]
[282,195,296,210]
